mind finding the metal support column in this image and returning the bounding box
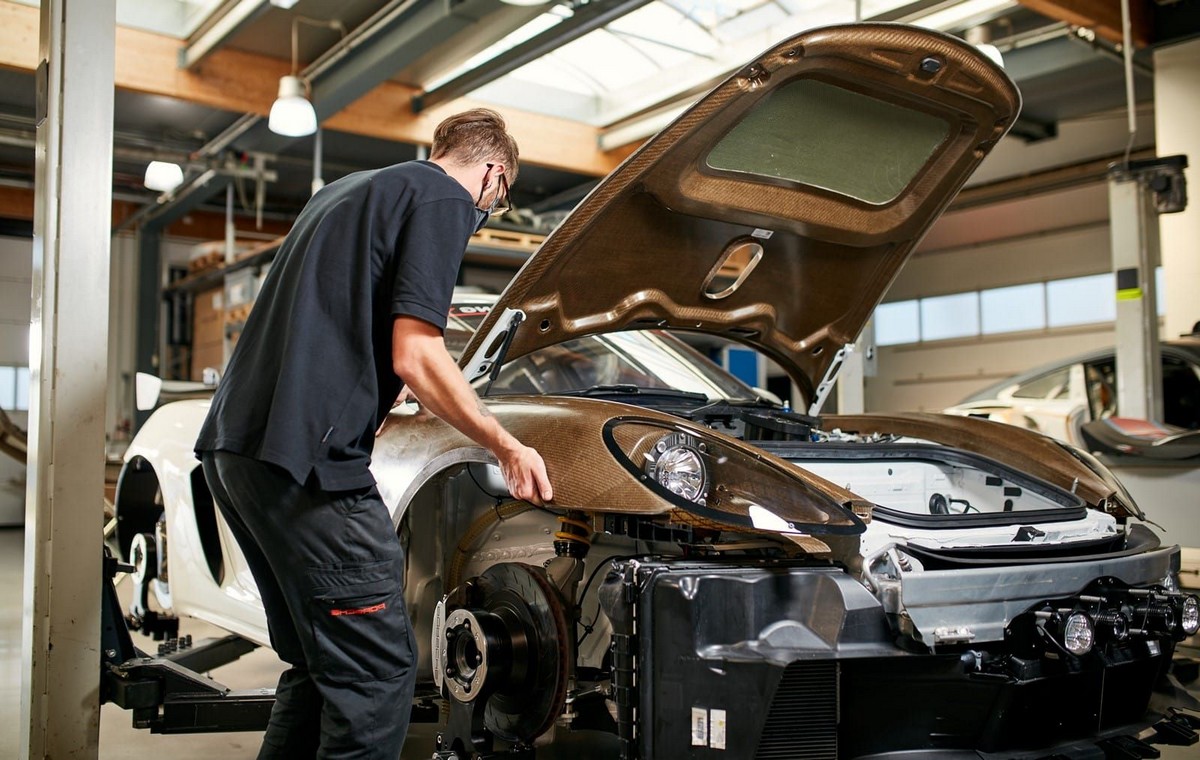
[1106,156,1188,422]
[21,0,116,757]
[135,225,162,429]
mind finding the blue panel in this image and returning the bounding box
[725,347,760,388]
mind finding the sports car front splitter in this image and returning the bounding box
[596,559,1199,760]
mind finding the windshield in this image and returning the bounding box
[447,302,757,401]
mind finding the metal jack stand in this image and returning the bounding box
[1106,155,1189,422]
[100,549,274,733]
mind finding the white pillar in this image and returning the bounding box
[1155,38,1200,339]
[21,0,115,757]
[1108,171,1163,422]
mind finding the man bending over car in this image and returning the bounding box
[195,108,553,759]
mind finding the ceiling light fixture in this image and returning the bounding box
[269,75,317,136]
[143,161,185,193]
[269,0,300,8]
[965,25,1005,68]
[499,0,551,6]
[268,15,346,137]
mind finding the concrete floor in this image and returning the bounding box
[1,525,1198,759]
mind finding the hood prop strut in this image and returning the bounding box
[462,308,526,393]
[808,343,854,417]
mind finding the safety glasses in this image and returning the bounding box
[479,163,511,216]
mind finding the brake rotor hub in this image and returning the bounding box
[442,607,520,702]
[433,562,570,745]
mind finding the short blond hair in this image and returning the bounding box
[430,108,520,184]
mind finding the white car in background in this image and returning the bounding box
[945,337,1200,446]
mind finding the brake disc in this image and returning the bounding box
[434,562,571,743]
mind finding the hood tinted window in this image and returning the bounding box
[706,78,950,205]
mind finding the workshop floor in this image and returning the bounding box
[0,525,1197,759]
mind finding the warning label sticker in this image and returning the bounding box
[710,709,727,750]
[691,707,708,746]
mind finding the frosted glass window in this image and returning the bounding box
[921,292,979,341]
[1156,266,1166,316]
[981,283,1045,334]
[1047,273,1115,327]
[0,367,12,410]
[15,367,29,411]
[875,300,920,346]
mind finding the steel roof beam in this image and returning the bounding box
[181,0,274,70]
[412,0,656,114]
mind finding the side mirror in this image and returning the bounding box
[135,373,162,411]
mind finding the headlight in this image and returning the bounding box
[1062,612,1095,656]
[1181,595,1200,636]
[646,433,708,504]
[602,418,866,536]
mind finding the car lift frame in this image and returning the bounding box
[100,550,274,733]
[100,550,441,735]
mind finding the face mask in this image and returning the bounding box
[473,206,489,233]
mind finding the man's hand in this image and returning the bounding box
[392,315,555,505]
[496,442,554,506]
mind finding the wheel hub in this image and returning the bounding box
[433,562,570,744]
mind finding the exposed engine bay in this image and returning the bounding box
[406,401,1199,759]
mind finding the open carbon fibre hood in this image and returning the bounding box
[462,23,1021,403]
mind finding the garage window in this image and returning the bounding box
[875,267,1165,347]
[875,300,920,346]
[920,292,979,341]
[1047,273,1115,327]
[981,283,1045,334]
[0,366,30,412]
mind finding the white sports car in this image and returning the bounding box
[945,337,1200,447]
[112,24,1198,759]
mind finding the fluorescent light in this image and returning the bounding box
[269,75,317,137]
[912,0,1016,31]
[144,161,184,193]
[269,0,300,8]
[499,0,550,5]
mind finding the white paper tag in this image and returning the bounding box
[691,707,708,746]
[710,709,726,750]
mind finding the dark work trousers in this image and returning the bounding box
[200,450,416,760]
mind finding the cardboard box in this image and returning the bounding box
[192,286,225,381]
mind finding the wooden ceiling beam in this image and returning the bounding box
[0,0,623,177]
[1016,0,1153,48]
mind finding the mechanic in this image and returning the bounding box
[194,108,553,759]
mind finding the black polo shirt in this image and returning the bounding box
[195,160,477,490]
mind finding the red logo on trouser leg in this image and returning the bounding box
[330,602,387,616]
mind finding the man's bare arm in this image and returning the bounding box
[391,315,552,504]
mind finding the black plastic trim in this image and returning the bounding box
[899,523,1163,569]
